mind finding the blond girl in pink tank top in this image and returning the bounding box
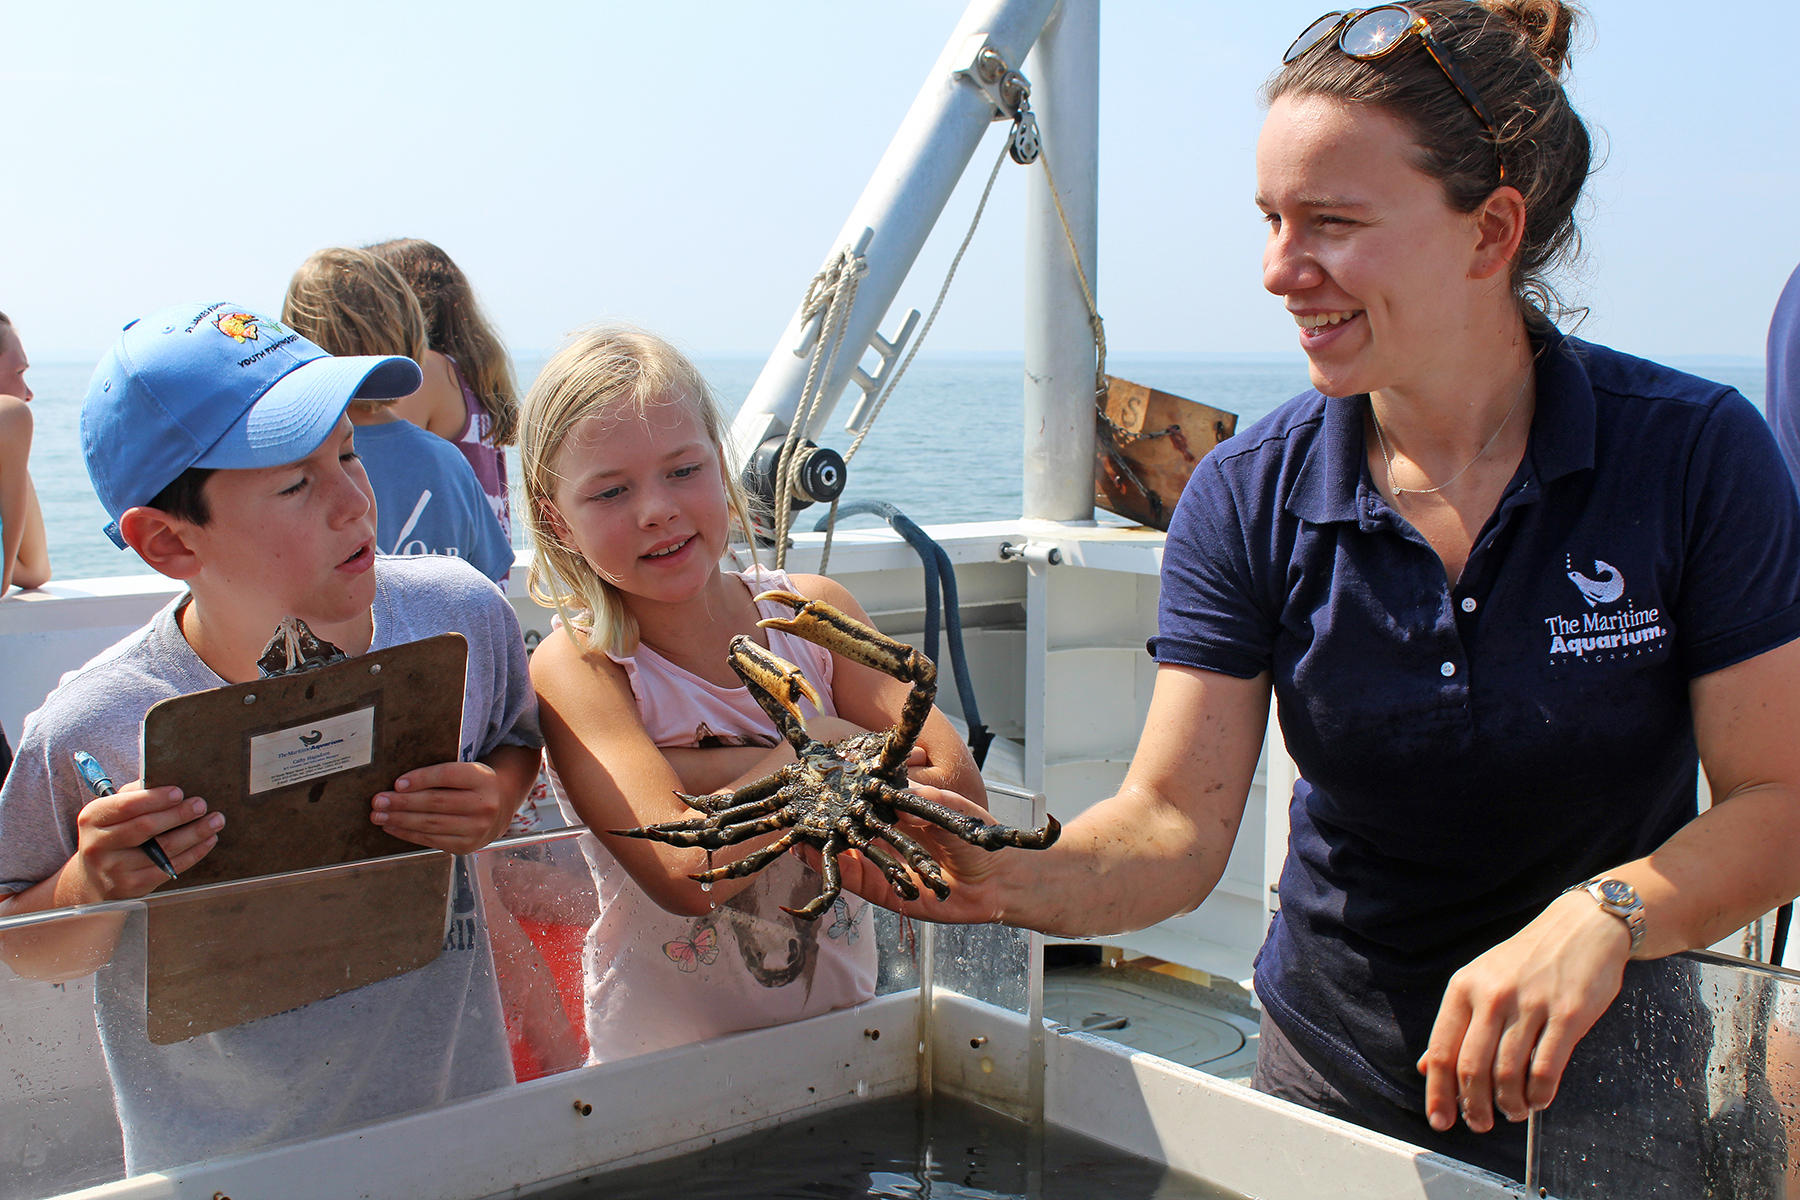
[521,325,985,1062]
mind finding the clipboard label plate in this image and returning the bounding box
[248,705,376,794]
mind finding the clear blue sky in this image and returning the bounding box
[3,2,1793,364]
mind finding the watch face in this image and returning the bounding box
[1598,879,1636,907]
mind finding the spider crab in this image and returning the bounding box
[614,590,1060,919]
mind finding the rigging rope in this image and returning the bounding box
[810,74,1108,577]
[1033,139,1107,405]
[772,247,865,569]
[816,138,1011,577]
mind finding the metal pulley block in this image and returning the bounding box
[745,434,848,514]
[1008,108,1040,164]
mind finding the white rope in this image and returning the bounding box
[817,139,1012,577]
[773,247,865,569]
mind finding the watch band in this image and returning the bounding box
[1565,877,1645,954]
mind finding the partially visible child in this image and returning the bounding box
[366,238,517,541]
[0,311,50,597]
[283,247,513,585]
[522,324,986,1062]
[0,310,49,787]
[0,302,541,1172]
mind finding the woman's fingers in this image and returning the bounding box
[1421,987,1473,1132]
[1421,891,1633,1132]
[1490,1002,1547,1123]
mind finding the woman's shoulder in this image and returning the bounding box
[1563,337,1741,413]
[1210,389,1334,471]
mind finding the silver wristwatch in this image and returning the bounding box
[1567,877,1645,954]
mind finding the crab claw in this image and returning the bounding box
[727,634,824,728]
[754,590,929,685]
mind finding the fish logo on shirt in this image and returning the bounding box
[1566,558,1624,608]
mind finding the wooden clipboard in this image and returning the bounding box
[141,849,454,1044]
[139,632,467,1042]
[141,632,468,889]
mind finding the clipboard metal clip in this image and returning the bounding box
[256,617,352,678]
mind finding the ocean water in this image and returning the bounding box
[15,353,1765,583]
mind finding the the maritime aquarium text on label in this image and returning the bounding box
[247,706,376,794]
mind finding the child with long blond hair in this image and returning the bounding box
[524,324,984,1062]
[365,238,517,540]
[282,247,513,585]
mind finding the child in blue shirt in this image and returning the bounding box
[283,248,514,585]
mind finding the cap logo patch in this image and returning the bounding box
[214,311,281,344]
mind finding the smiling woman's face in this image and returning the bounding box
[1256,92,1489,400]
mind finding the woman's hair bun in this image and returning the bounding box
[1480,0,1580,76]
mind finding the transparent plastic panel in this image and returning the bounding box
[922,782,1046,1123]
[0,816,975,1198]
[1542,950,1799,1198]
[0,831,606,1196]
[0,901,137,1200]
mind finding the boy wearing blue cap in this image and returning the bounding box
[0,303,541,1173]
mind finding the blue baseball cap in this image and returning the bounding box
[82,302,423,548]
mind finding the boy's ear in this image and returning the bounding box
[117,507,204,581]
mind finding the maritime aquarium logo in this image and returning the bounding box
[1542,556,1667,664]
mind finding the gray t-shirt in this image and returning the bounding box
[0,555,541,1173]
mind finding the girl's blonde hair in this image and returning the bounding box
[365,238,520,446]
[281,248,428,410]
[522,323,757,656]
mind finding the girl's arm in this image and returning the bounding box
[0,397,35,595]
[783,574,986,803]
[388,350,474,439]
[1421,635,1800,1135]
[531,625,821,916]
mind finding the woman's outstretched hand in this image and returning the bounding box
[1419,890,1633,1133]
[804,783,1019,926]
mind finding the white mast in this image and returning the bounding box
[1021,0,1099,524]
[728,0,1058,476]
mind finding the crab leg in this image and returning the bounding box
[755,590,936,777]
[887,790,1060,850]
[784,832,844,919]
[689,829,804,883]
[843,823,921,901]
[862,810,952,901]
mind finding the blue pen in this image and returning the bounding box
[72,750,179,880]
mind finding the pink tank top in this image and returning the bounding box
[552,568,879,1063]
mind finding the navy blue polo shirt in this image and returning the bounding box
[1152,331,1800,1108]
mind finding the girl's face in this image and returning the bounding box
[544,390,731,607]
[1256,92,1487,399]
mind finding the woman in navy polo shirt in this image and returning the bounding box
[843,0,1800,1180]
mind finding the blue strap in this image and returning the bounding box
[816,501,993,767]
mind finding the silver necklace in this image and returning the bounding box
[1369,373,1529,500]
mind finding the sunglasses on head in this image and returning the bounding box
[1285,6,1504,179]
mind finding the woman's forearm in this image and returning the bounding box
[11,476,49,590]
[991,781,1241,937]
[1609,783,1800,959]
